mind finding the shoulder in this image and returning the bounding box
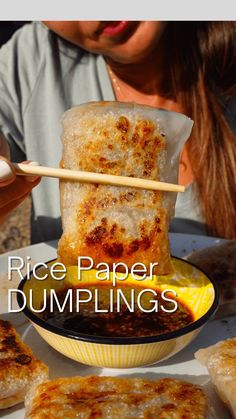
[0,23,53,149]
[0,22,87,112]
[0,23,51,109]
[0,22,49,68]
[0,21,88,83]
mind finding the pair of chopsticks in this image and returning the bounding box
[13,163,185,193]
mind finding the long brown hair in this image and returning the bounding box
[166,22,236,239]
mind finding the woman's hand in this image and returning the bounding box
[0,157,41,223]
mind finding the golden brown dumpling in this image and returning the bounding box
[0,320,48,409]
[58,102,193,274]
[195,338,236,418]
[25,375,208,418]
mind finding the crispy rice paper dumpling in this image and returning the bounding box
[24,376,208,418]
[58,102,193,274]
[195,338,236,418]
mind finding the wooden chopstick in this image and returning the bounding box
[13,163,185,193]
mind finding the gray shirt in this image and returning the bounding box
[0,22,218,243]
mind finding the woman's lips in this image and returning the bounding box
[102,21,129,36]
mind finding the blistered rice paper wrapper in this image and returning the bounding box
[58,102,193,274]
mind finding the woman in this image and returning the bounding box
[0,21,235,242]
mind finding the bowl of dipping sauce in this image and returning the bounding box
[17,257,218,368]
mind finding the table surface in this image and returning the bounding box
[0,233,234,419]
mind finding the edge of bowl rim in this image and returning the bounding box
[17,256,219,345]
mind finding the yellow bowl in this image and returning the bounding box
[18,257,218,368]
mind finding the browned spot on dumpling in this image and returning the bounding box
[102,242,124,257]
[0,320,11,331]
[102,130,109,137]
[116,116,129,133]
[97,196,118,209]
[132,132,139,143]
[83,197,97,216]
[128,240,140,254]
[0,335,21,353]
[101,217,107,226]
[142,121,155,136]
[15,354,32,365]
[144,154,154,168]
[141,236,151,250]
[128,236,151,255]
[162,404,176,412]
[119,191,137,203]
[110,224,117,236]
[85,226,107,245]
[153,136,161,146]
[106,161,118,168]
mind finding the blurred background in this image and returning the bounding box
[0,21,30,254]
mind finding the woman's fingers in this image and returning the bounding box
[0,157,41,222]
[0,157,16,186]
[0,157,41,186]
[18,160,41,183]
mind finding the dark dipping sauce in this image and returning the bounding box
[41,285,194,338]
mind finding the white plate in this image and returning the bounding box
[0,233,233,419]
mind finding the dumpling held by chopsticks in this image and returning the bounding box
[58,101,193,275]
